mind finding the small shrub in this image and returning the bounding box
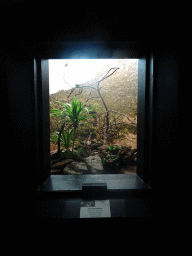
[102,144,123,164]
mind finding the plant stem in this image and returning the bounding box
[97,82,109,145]
[72,128,76,154]
[57,122,65,157]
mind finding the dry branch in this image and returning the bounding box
[62,65,136,144]
[108,122,137,127]
[108,109,137,125]
[84,96,100,104]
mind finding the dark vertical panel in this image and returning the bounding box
[148,54,153,187]
[144,54,153,187]
[34,58,50,188]
[152,47,179,179]
[34,58,42,189]
[137,59,146,180]
[5,56,36,186]
[154,48,178,148]
[7,59,35,146]
[41,60,50,184]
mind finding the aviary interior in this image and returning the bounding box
[49,59,138,175]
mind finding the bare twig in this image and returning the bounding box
[102,67,120,81]
[108,109,137,125]
[63,62,74,88]
[108,122,137,127]
[84,96,100,104]
[73,67,120,91]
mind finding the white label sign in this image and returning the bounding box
[80,200,111,218]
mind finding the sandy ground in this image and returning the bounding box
[113,133,137,149]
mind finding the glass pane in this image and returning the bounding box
[49,59,138,175]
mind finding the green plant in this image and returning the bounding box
[102,153,119,164]
[76,147,83,156]
[63,96,91,152]
[72,147,83,159]
[52,130,73,150]
[102,144,123,164]
[50,96,97,153]
[108,144,123,154]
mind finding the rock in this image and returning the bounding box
[84,140,91,146]
[90,141,102,150]
[50,169,63,174]
[69,162,90,174]
[80,145,92,158]
[63,166,83,175]
[117,147,137,164]
[63,161,89,175]
[97,144,109,155]
[92,150,99,155]
[98,144,109,151]
[84,155,104,174]
[51,159,73,169]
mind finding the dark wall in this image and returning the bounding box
[1,2,178,191]
[6,58,35,147]
[34,59,50,189]
[153,47,178,147]
[152,45,179,188]
[4,51,37,188]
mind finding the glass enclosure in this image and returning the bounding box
[49,59,138,175]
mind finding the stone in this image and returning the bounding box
[84,140,91,146]
[97,144,109,155]
[63,166,83,175]
[51,159,73,169]
[80,145,91,158]
[63,161,90,175]
[92,150,99,154]
[117,147,137,164]
[84,155,104,174]
[98,144,109,151]
[50,169,63,174]
[69,162,90,174]
[91,141,102,150]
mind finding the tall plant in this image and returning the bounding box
[52,130,73,151]
[51,96,95,154]
[64,96,90,152]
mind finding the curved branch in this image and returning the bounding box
[108,109,137,125]
[108,122,137,127]
[84,96,100,104]
[102,67,120,81]
[76,67,120,90]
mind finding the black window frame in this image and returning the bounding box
[35,41,153,191]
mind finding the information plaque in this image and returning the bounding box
[80,200,111,218]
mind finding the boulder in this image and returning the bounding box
[84,155,104,174]
[63,166,83,175]
[117,147,137,164]
[90,141,102,150]
[98,144,109,152]
[63,161,90,175]
[80,145,92,158]
[69,161,90,174]
[50,169,63,174]
[92,150,99,155]
[51,159,73,169]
